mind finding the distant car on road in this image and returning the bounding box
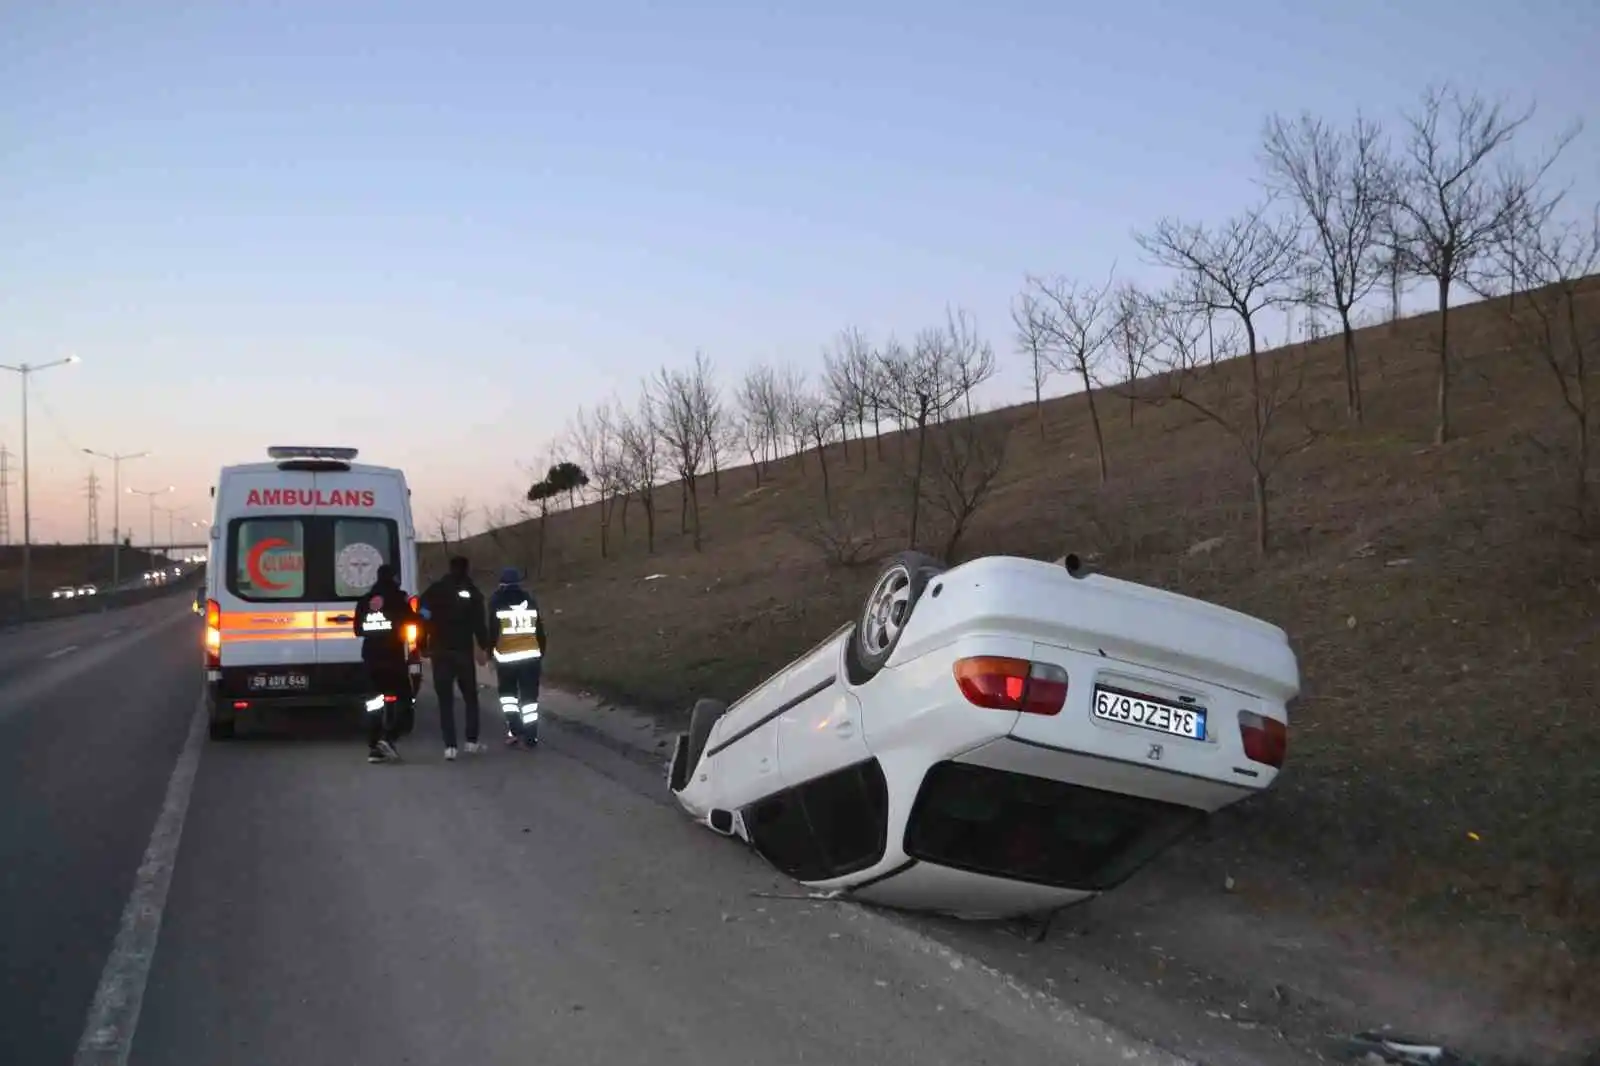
[50,585,77,600]
[668,551,1299,921]
[76,584,97,597]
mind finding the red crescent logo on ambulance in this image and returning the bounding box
[246,538,294,591]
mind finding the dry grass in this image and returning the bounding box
[427,281,1600,1029]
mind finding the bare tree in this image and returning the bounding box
[445,496,473,542]
[874,315,996,550]
[653,359,711,550]
[1025,270,1116,482]
[1261,110,1392,422]
[776,364,811,472]
[618,388,663,552]
[1149,291,1319,555]
[798,389,839,510]
[689,350,728,497]
[570,402,629,559]
[1496,204,1600,529]
[1136,204,1310,554]
[736,363,779,483]
[1388,84,1577,444]
[922,412,1012,561]
[1011,290,1055,438]
[823,328,875,465]
[1108,282,1156,425]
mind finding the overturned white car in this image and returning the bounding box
[667,551,1299,920]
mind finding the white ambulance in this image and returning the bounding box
[201,446,422,740]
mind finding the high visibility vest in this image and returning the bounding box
[494,600,542,663]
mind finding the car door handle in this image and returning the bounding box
[330,615,354,624]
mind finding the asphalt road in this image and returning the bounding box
[1,601,1186,1066]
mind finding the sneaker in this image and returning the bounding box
[464,741,485,754]
[504,733,520,748]
[377,740,401,761]
[444,746,458,761]
[368,748,386,764]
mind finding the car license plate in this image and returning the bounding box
[249,672,310,692]
[1092,685,1206,741]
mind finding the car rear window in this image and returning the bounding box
[903,761,1207,893]
[227,515,399,603]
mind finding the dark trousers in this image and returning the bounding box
[496,659,542,740]
[366,662,412,750]
[431,648,480,748]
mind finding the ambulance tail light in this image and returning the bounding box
[204,599,222,668]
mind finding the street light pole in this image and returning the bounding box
[84,448,149,596]
[1,354,81,611]
[127,486,175,565]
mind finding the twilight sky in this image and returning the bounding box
[1,0,1595,545]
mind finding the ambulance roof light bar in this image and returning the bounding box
[268,446,360,462]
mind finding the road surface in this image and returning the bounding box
[0,599,1186,1066]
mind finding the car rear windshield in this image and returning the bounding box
[903,761,1207,893]
[227,515,399,603]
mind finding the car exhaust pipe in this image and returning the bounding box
[1062,553,1091,579]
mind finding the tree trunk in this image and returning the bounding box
[817,437,832,511]
[679,481,689,533]
[688,480,703,551]
[1436,276,1452,446]
[907,414,929,550]
[1252,468,1269,555]
[642,494,656,553]
[1340,309,1363,423]
[710,449,721,496]
[1080,366,1108,485]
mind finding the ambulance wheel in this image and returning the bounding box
[206,692,235,740]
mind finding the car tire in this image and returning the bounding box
[684,697,727,777]
[845,550,947,685]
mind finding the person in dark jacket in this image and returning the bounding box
[487,566,546,748]
[418,555,491,761]
[352,564,420,764]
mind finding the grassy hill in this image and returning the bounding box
[425,279,1600,1032]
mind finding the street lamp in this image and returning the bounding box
[0,353,81,610]
[156,504,187,551]
[127,485,175,559]
[83,447,149,596]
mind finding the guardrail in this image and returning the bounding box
[0,572,204,629]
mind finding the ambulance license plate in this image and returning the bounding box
[249,672,310,692]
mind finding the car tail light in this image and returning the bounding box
[952,656,1069,716]
[1238,711,1288,768]
[205,599,222,668]
[232,700,249,710]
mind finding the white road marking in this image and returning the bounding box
[47,645,80,660]
[73,704,206,1066]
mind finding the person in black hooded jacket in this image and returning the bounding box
[418,555,491,760]
[352,564,420,764]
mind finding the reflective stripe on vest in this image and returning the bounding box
[493,600,542,662]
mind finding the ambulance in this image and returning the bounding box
[201,446,422,740]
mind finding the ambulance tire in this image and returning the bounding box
[208,720,235,740]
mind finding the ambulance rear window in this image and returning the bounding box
[232,519,307,600]
[226,516,400,603]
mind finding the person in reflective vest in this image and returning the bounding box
[353,564,420,764]
[487,566,546,748]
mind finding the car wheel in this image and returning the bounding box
[846,550,946,685]
[684,698,727,777]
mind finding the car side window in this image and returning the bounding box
[744,791,832,883]
[794,760,890,878]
